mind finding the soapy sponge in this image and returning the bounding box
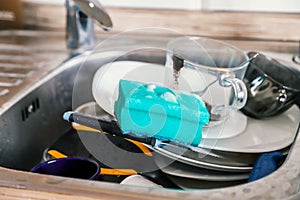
[114,80,210,146]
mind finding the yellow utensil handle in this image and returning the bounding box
[100,168,137,176]
[48,149,68,158]
[72,124,100,133]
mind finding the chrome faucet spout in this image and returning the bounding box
[66,0,113,52]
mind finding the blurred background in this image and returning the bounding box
[1,0,299,43]
[20,0,300,12]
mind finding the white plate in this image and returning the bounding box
[199,105,300,153]
[156,156,249,181]
[166,174,246,190]
[151,143,253,172]
[92,61,247,140]
[92,61,165,117]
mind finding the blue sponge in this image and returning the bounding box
[114,80,210,146]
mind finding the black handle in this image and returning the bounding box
[65,111,156,145]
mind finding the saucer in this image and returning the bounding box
[202,110,247,139]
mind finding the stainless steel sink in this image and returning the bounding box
[0,47,168,171]
[0,30,299,199]
[0,30,68,170]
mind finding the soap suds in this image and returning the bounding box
[147,84,156,92]
[160,91,178,103]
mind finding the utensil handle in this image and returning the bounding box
[63,111,156,145]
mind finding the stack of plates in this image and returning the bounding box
[90,61,300,190]
[149,105,299,189]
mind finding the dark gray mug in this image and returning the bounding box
[241,52,300,119]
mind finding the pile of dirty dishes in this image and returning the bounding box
[32,37,300,189]
[89,46,300,189]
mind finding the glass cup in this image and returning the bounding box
[164,36,249,126]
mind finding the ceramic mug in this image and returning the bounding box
[240,52,300,119]
[165,36,249,125]
[31,157,100,180]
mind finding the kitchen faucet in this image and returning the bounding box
[66,0,113,52]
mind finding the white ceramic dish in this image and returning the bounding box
[153,106,299,155]
[152,143,253,172]
[156,157,249,181]
[151,141,258,167]
[166,174,247,190]
[74,101,114,121]
[92,61,165,117]
[199,105,300,153]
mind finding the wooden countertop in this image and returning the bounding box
[22,2,300,42]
